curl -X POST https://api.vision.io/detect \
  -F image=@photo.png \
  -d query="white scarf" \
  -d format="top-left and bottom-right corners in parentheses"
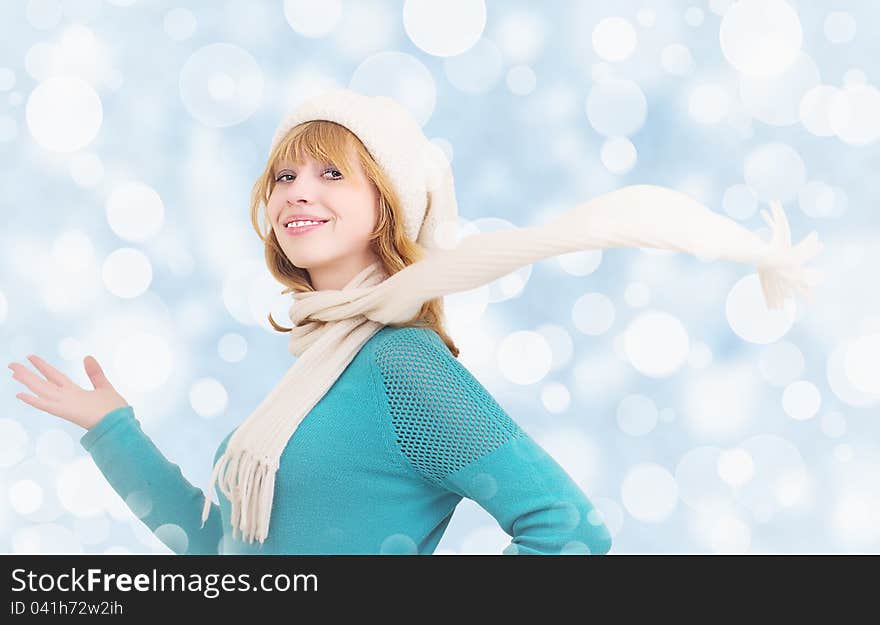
top-left (201, 183), bottom-right (824, 545)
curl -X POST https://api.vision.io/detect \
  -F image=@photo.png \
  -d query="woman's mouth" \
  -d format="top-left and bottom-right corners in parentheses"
top-left (283, 220), bottom-right (329, 236)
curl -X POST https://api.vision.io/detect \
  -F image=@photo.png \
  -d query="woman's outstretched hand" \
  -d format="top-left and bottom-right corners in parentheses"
top-left (9, 354), bottom-right (129, 430)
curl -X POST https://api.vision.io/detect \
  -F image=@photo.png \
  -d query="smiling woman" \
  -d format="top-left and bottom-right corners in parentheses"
top-left (248, 116), bottom-right (459, 355)
top-left (268, 148), bottom-right (374, 286)
top-left (26, 87), bottom-right (821, 557)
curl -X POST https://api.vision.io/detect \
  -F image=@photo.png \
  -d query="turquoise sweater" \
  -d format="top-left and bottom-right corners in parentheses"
top-left (80, 325), bottom-right (613, 555)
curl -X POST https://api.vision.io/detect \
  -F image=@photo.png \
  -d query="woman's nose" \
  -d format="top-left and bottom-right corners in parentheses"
top-left (285, 175), bottom-right (321, 200)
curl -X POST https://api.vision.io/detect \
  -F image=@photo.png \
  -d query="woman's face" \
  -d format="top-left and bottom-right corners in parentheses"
top-left (267, 143), bottom-right (380, 290)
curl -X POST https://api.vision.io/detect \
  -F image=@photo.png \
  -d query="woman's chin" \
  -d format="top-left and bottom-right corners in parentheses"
top-left (286, 256), bottom-right (325, 271)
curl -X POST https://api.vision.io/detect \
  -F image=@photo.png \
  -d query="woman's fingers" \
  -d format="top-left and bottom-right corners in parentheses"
top-left (83, 356), bottom-right (111, 390)
top-left (14, 391), bottom-right (57, 414)
top-left (10, 361), bottom-right (63, 401)
top-left (26, 354), bottom-right (73, 388)
top-left (10, 356), bottom-right (122, 429)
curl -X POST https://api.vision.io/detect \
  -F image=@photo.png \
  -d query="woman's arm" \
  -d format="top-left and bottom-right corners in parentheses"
top-left (439, 428), bottom-right (613, 555)
top-left (10, 354), bottom-right (225, 554)
top-left (80, 405), bottom-right (224, 554)
top-left (374, 328), bottom-right (613, 555)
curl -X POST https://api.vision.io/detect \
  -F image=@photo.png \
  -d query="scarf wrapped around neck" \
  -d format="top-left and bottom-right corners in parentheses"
top-left (201, 183), bottom-right (824, 545)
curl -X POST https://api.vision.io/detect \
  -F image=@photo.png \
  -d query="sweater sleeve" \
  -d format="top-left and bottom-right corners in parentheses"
top-left (374, 328), bottom-right (613, 555)
top-left (78, 405), bottom-right (223, 555)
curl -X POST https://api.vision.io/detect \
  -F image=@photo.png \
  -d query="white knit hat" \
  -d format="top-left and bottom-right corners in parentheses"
top-left (268, 88), bottom-right (460, 252)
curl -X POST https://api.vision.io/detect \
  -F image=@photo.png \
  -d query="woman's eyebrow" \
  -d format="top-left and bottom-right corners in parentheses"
top-left (274, 164), bottom-right (298, 175)
top-left (275, 158), bottom-right (317, 170)
top-left (275, 160), bottom-right (336, 174)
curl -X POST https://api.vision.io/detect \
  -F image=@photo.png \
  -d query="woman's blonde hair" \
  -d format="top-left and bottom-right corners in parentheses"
top-left (249, 119), bottom-right (460, 358)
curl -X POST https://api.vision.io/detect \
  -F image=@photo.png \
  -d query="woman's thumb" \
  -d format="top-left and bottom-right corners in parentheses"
top-left (84, 355), bottom-right (111, 389)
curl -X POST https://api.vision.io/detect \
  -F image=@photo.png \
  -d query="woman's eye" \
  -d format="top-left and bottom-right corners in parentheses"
top-left (275, 169), bottom-right (342, 183)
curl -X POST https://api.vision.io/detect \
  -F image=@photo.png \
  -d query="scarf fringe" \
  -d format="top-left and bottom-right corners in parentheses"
top-left (757, 200), bottom-right (825, 310)
top-left (200, 447), bottom-right (279, 545)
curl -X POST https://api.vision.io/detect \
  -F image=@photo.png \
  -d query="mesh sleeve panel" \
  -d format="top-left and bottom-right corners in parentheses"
top-left (374, 327), bottom-right (528, 488)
